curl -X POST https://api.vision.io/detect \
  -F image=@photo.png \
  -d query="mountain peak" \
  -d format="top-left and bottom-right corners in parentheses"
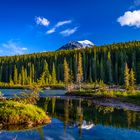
top-left (78, 40), bottom-right (94, 47)
top-left (58, 40), bottom-right (94, 50)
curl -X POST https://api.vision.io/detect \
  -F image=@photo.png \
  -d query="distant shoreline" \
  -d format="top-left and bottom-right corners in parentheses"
top-left (0, 84), bottom-right (65, 90)
top-left (65, 88), bottom-right (140, 106)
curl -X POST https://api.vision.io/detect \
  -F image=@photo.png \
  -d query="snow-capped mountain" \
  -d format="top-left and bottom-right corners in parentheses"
top-left (78, 40), bottom-right (94, 47)
top-left (58, 40), bottom-right (94, 50)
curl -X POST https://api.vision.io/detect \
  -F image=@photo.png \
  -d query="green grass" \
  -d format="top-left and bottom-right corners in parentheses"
top-left (0, 83), bottom-right (65, 89)
top-left (66, 90), bottom-right (140, 105)
top-left (0, 101), bottom-right (51, 128)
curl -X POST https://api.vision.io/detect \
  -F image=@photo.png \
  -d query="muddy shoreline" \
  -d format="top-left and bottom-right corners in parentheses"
top-left (52, 95), bottom-right (140, 112)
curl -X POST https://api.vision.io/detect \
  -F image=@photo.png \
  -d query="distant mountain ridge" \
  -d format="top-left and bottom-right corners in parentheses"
top-left (58, 40), bottom-right (94, 50)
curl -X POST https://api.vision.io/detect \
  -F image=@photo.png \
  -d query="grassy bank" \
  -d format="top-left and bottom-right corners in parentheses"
top-left (66, 90), bottom-right (140, 106)
top-left (0, 101), bottom-right (51, 129)
top-left (0, 83), bottom-right (65, 90)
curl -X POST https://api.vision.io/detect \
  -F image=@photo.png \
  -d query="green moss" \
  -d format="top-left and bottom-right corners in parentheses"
top-left (0, 101), bottom-right (51, 128)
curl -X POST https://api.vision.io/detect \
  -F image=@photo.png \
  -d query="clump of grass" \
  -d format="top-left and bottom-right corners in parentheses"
top-left (0, 101), bottom-right (51, 128)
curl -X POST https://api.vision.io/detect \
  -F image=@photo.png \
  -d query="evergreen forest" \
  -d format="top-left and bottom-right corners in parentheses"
top-left (0, 41), bottom-right (140, 86)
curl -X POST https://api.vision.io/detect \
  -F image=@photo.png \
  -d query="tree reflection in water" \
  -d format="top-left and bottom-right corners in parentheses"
top-left (37, 97), bottom-right (140, 137)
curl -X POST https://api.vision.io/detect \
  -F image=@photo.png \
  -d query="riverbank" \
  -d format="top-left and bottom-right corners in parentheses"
top-left (92, 98), bottom-right (140, 112)
top-left (0, 84), bottom-right (65, 90)
top-left (66, 90), bottom-right (140, 106)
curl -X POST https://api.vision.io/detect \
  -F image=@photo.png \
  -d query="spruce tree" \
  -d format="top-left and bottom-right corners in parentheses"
top-left (21, 66), bottom-right (25, 85)
top-left (9, 75), bottom-right (14, 86)
top-left (64, 58), bottom-right (70, 88)
top-left (29, 63), bottom-right (35, 85)
top-left (100, 58), bottom-right (104, 81)
top-left (18, 74), bottom-right (22, 85)
top-left (44, 61), bottom-right (50, 84)
top-left (13, 65), bottom-right (18, 84)
top-left (24, 68), bottom-right (28, 85)
top-left (51, 63), bottom-right (57, 84)
top-left (76, 53), bottom-right (83, 89)
top-left (129, 68), bottom-right (136, 91)
top-left (0, 66), bottom-right (2, 82)
top-left (28, 63), bottom-right (32, 85)
top-left (107, 52), bottom-right (112, 84)
top-left (39, 72), bottom-right (45, 85)
top-left (124, 63), bottom-right (130, 90)
top-left (0, 41), bottom-right (139, 86)
top-left (93, 49), bottom-right (97, 81)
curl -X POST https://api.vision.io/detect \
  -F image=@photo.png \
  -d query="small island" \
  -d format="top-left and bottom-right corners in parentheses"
top-left (0, 89), bottom-right (51, 130)
top-left (0, 101), bottom-right (50, 127)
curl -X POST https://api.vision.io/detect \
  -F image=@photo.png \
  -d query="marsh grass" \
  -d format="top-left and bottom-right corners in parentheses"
top-left (0, 100), bottom-right (50, 128)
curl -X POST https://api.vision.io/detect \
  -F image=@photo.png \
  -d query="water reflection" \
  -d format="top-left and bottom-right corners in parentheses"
top-left (1, 97), bottom-right (140, 140)
top-left (38, 97), bottom-right (140, 132)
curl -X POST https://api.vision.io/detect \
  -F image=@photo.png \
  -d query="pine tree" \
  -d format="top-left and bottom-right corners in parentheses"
top-left (51, 63), bottom-right (57, 84)
top-left (70, 69), bottom-right (74, 84)
top-left (9, 74), bottom-right (14, 86)
top-left (24, 68), bottom-right (28, 85)
top-left (0, 66), bottom-right (2, 82)
top-left (73, 53), bottom-right (77, 81)
top-left (31, 64), bottom-right (35, 83)
top-left (114, 62), bottom-right (118, 84)
top-left (89, 57), bottom-right (92, 82)
top-left (124, 63), bottom-right (130, 90)
top-left (44, 61), bottom-right (50, 84)
top-left (114, 52), bottom-right (118, 84)
top-left (48, 74), bottom-right (52, 84)
top-left (21, 66), bottom-right (25, 85)
top-left (64, 58), bottom-right (70, 87)
top-left (39, 72), bottom-right (45, 85)
top-left (107, 52), bottom-right (112, 84)
top-left (28, 63), bottom-right (32, 85)
top-left (76, 53), bottom-right (83, 89)
top-left (0, 41), bottom-right (139, 86)
top-left (100, 58), bottom-right (104, 80)
top-left (38, 61), bottom-right (50, 85)
top-left (83, 52), bottom-right (87, 81)
top-left (13, 65), bottom-right (18, 84)
top-left (129, 68), bottom-right (136, 91)
top-left (93, 49), bottom-right (97, 81)
top-left (29, 63), bottom-right (35, 85)
top-left (18, 74), bottom-right (22, 85)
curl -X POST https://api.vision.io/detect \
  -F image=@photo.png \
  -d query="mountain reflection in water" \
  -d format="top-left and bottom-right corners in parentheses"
top-left (38, 97), bottom-right (140, 131)
top-left (0, 96), bottom-right (140, 140)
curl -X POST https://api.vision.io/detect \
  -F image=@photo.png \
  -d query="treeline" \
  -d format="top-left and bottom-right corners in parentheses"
top-left (0, 41), bottom-right (140, 86)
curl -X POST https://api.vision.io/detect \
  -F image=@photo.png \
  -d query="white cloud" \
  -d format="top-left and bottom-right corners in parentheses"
top-left (117, 10), bottom-right (140, 28)
top-left (46, 20), bottom-right (72, 34)
top-left (60, 27), bottom-right (78, 36)
top-left (0, 40), bottom-right (28, 56)
top-left (35, 18), bottom-right (77, 36)
top-left (46, 28), bottom-right (56, 34)
top-left (35, 17), bottom-right (50, 26)
top-left (55, 20), bottom-right (72, 28)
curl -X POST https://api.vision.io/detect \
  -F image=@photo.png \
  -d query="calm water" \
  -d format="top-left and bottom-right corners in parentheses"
top-left (0, 89), bottom-right (140, 140)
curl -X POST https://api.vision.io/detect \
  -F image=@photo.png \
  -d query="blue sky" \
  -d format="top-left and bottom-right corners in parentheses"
top-left (0, 0), bottom-right (140, 55)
